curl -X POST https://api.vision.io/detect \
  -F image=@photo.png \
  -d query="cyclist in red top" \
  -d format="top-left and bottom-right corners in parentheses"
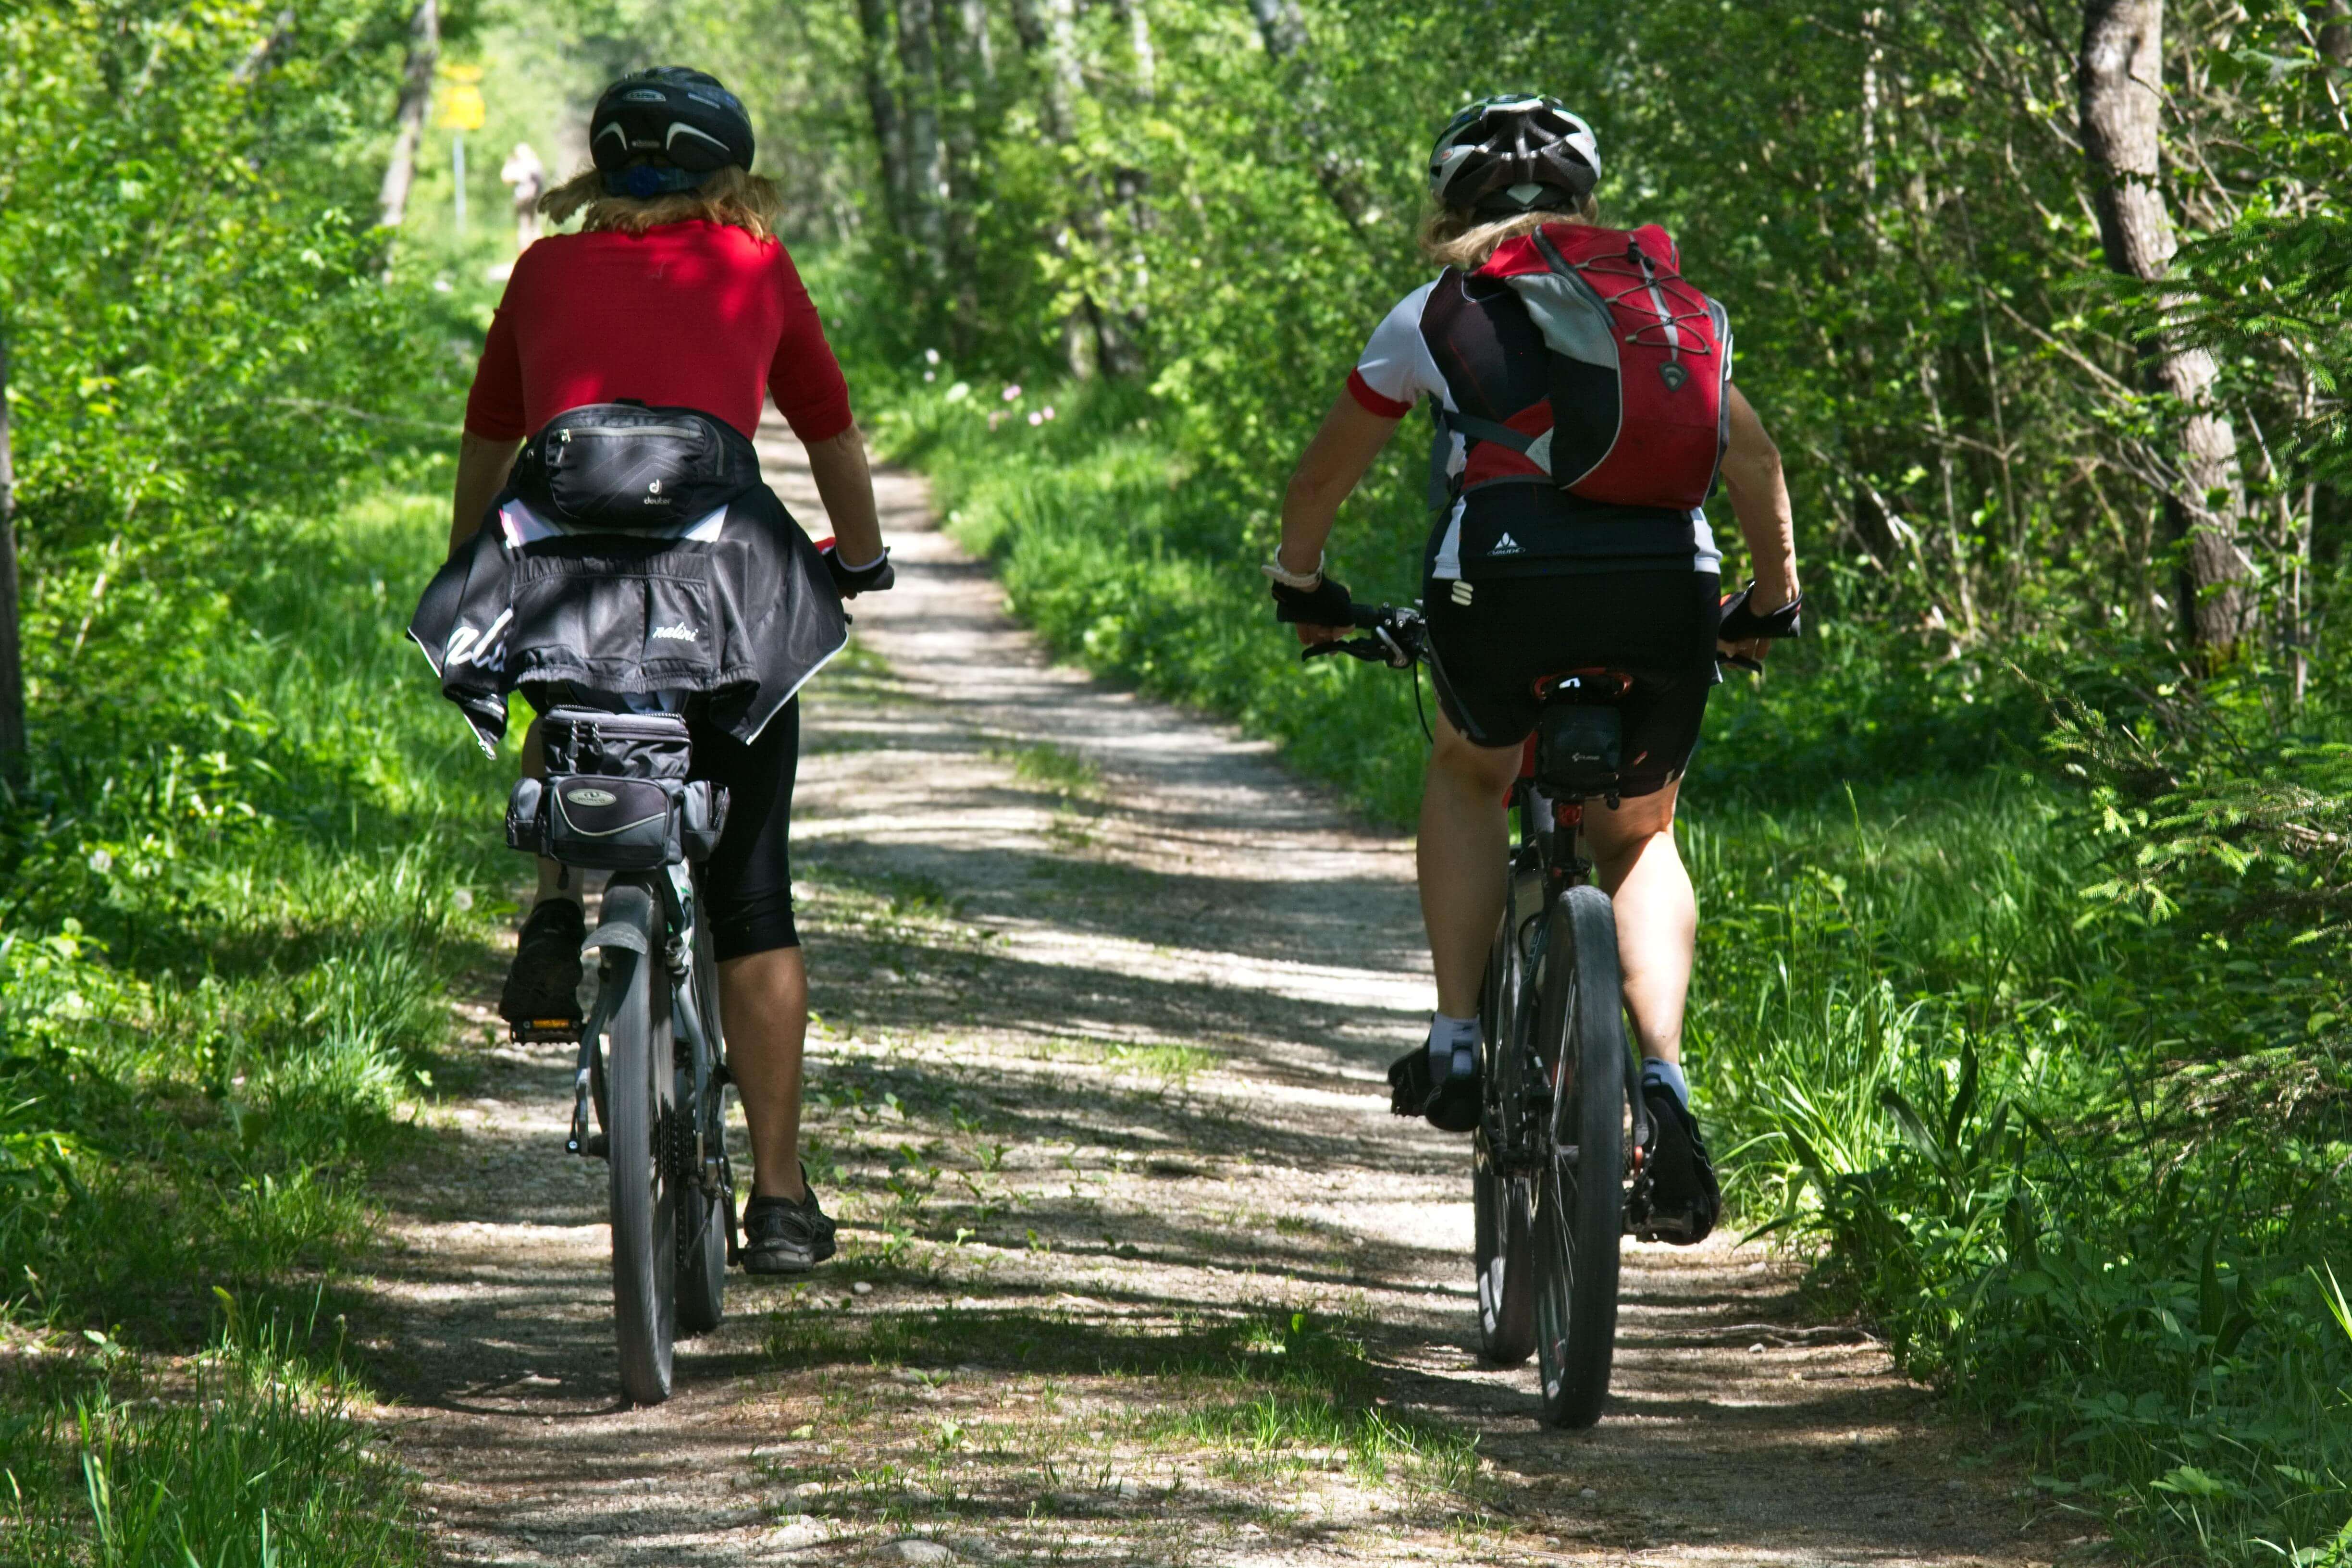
top-left (1267, 97), bottom-right (1803, 1243)
top-left (446, 69), bottom-right (884, 1275)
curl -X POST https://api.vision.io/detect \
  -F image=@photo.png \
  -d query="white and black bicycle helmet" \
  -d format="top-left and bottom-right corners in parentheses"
top-left (590, 67), bottom-right (755, 198)
top-left (1428, 94), bottom-right (1600, 218)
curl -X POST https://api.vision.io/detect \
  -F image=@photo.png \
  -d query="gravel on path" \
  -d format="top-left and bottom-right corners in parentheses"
top-left (362, 424), bottom-right (2063, 1568)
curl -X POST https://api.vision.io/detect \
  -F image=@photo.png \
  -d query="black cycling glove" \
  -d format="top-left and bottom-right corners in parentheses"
top-left (1269, 573), bottom-right (1354, 628)
top-left (820, 542), bottom-right (895, 598)
top-left (1716, 582), bottom-right (1803, 641)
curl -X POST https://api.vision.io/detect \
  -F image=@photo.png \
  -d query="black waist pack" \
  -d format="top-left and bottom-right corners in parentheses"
top-left (504, 707), bottom-right (728, 870)
top-left (509, 401), bottom-right (761, 531)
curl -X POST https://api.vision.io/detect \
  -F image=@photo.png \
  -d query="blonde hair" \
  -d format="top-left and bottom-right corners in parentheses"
top-left (540, 164), bottom-right (786, 242)
top-left (1418, 198), bottom-right (1600, 271)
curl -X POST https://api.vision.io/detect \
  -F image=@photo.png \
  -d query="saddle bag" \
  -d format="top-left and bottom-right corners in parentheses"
top-left (504, 707), bottom-right (730, 870)
top-left (1533, 704), bottom-right (1622, 799)
top-left (508, 401), bottom-right (761, 532)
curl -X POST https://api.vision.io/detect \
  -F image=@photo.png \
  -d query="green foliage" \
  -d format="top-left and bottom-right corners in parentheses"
top-left (0, 9), bottom-right (510, 1558)
top-left (0, 491), bottom-right (513, 1339)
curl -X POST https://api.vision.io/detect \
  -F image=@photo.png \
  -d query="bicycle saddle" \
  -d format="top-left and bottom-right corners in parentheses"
top-left (1530, 667), bottom-right (1634, 704)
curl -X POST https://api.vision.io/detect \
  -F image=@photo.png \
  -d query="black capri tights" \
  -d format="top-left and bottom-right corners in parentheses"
top-left (686, 698), bottom-right (801, 960)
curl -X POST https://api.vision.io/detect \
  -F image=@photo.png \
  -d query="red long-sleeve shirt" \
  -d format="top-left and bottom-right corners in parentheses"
top-left (462, 220), bottom-right (853, 444)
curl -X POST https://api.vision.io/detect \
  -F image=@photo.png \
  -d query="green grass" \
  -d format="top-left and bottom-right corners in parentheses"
top-left (1, 1296), bottom-right (430, 1568)
top-left (875, 377), bottom-right (2352, 1566)
top-left (0, 479), bottom-right (512, 1562)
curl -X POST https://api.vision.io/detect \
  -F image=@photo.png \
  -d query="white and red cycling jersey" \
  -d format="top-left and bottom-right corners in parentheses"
top-left (1347, 270), bottom-right (1723, 583)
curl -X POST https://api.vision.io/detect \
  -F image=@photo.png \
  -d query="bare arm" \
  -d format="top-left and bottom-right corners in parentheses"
top-left (449, 432), bottom-right (523, 557)
top-left (1716, 384), bottom-right (1800, 663)
top-left (804, 422), bottom-right (884, 565)
top-left (1718, 384), bottom-right (1799, 610)
top-left (1276, 393), bottom-right (1404, 639)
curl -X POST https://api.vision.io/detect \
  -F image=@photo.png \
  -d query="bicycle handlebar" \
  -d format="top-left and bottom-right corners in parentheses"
top-left (1299, 604), bottom-right (1428, 669)
top-left (1298, 593), bottom-right (1796, 677)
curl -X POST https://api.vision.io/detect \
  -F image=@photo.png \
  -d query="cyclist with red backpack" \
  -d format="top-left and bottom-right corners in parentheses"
top-left (1267, 96), bottom-right (1802, 1243)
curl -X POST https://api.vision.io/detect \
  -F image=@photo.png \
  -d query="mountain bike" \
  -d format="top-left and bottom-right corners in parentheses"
top-left (507, 707), bottom-right (738, 1407)
top-left (1310, 605), bottom-right (1661, 1428)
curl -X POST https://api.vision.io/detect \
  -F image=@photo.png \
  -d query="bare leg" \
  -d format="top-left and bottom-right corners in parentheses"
top-left (1418, 707), bottom-right (1526, 1018)
top-left (1580, 784), bottom-right (1695, 1065)
top-left (720, 946), bottom-right (811, 1201)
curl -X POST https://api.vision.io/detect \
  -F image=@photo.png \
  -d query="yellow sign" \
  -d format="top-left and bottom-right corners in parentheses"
top-left (436, 63), bottom-right (485, 132)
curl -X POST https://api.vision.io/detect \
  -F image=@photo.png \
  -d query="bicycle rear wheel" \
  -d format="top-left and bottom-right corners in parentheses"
top-left (676, 911), bottom-right (729, 1337)
top-left (1530, 884), bottom-right (1628, 1428)
top-left (606, 937), bottom-right (680, 1405)
top-left (1473, 862), bottom-right (1539, 1365)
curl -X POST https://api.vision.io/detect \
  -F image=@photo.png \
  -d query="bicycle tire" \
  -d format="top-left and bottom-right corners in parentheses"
top-left (1472, 862), bottom-right (1539, 1365)
top-left (606, 933), bottom-right (679, 1405)
top-left (676, 911), bottom-right (728, 1337)
top-left (1530, 883), bottom-right (1627, 1428)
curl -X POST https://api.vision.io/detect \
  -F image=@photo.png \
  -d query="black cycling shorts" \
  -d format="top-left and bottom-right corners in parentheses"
top-left (1424, 570), bottom-right (1720, 799)
top-left (687, 699), bottom-right (801, 961)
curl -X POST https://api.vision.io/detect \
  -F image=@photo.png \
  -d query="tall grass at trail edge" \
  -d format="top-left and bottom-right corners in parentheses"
top-left (0, 484), bottom-right (513, 1561)
top-left (871, 373), bottom-right (2352, 1565)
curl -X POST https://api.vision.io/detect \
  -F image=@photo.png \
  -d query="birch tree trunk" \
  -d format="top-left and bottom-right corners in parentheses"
top-left (1115, 0), bottom-right (1156, 99)
top-left (936, 0), bottom-right (990, 344)
top-left (896, 0), bottom-right (949, 263)
top-left (0, 331), bottom-right (24, 782)
top-left (1010, 0), bottom-right (1123, 375)
top-left (856, 0), bottom-right (910, 230)
top-left (376, 0), bottom-right (438, 230)
top-left (2077, 0), bottom-right (2253, 651)
top-left (1245, 0), bottom-right (1307, 58)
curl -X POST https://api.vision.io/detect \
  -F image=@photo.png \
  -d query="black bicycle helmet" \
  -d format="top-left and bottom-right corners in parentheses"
top-left (1428, 94), bottom-right (1600, 218)
top-left (590, 68), bottom-right (755, 198)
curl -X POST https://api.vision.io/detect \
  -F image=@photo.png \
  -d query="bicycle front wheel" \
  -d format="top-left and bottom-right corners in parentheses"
top-left (606, 940), bottom-right (680, 1405)
top-left (1530, 884), bottom-right (1628, 1428)
top-left (1473, 863), bottom-right (1539, 1365)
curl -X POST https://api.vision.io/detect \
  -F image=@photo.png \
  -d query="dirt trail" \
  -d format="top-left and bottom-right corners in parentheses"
top-left (364, 427), bottom-right (2059, 1567)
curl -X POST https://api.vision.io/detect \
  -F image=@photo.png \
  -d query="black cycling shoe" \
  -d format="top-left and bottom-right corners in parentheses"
top-left (499, 898), bottom-right (585, 1028)
top-left (741, 1180), bottom-right (837, 1275)
top-left (1387, 1043), bottom-right (1481, 1134)
top-left (1634, 1083), bottom-right (1721, 1245)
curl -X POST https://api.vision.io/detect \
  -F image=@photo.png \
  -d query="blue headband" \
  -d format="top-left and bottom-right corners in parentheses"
top-left (603, 164), bottom-right (714, 199)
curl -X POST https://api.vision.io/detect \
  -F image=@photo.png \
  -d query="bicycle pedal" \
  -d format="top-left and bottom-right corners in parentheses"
top-left (510, 1018), bottom-right (582, 1044)
top-left (566, 1131), bottom-right (608, 1159)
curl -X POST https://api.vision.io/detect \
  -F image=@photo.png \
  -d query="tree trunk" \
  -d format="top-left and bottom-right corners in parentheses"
top-left (2316, 1), bottom-right (2351, 67)
top-left (896, 0), bottom-right (948, 262)
top-left (0, 331), bottom-right (25, 783)
top-left (1245, 0), bottom-right (1307, 58)
top-left (956, 0), bottom-right (994, 87)
top-left (936, 0), bottom-right (989, 347)
top-left (2077, 0), bottom-right (2253, 651)
top-left (233, 7), bottom-right (294, 85)
top-left (376, 0), bottom-right (438, 229)
top-left (856, 0), bottom-right (910, 228)
top-left (1115, 0), bottom-right (1156, 98)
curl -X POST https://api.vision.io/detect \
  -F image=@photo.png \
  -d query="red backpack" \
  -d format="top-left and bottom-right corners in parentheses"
top-left (1444, 222), bottom-right (1729, 512)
